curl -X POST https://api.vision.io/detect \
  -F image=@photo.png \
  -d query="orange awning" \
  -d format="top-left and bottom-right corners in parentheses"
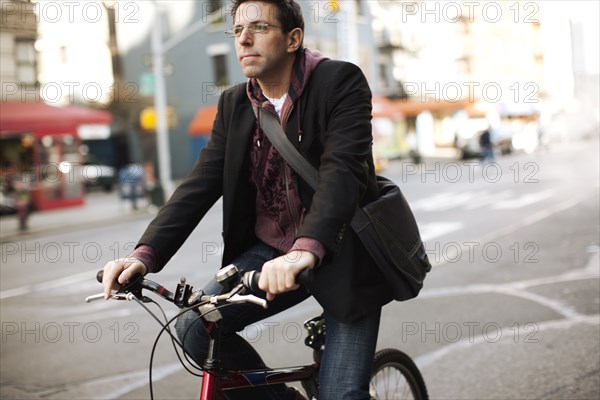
top-left (392, 99), bottom-right (473, 117)
top-left (372, 96), bottom-right (402, 119)
top-left (188, 98), bottom-right (480, 133)
top-left (189, 104), bottom-right (218, 135)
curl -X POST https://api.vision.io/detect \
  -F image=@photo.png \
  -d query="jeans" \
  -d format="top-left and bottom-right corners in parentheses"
top-left (175, 241), bottom-right (381, 400)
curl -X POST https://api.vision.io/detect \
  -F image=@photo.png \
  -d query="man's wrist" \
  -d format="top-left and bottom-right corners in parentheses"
top-left (129, 244), bottom-right (158, 274)
top-left (290, 237), bottom-right (326, 267)
top-left (286, 249), bottom-right (317, 269)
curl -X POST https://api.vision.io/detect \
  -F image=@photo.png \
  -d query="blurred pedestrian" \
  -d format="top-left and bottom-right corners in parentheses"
top-left (8, 176), bottom-right (30, 231)
top-left (479, 127), bottom-right (494, 162)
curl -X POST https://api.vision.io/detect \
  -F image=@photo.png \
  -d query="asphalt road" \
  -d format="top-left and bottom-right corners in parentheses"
top-left (1, 136), bottom-right (599, 399)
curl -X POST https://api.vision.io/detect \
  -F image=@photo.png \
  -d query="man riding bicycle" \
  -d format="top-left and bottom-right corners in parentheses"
top-left (102, 1), bottom-right (394, 398)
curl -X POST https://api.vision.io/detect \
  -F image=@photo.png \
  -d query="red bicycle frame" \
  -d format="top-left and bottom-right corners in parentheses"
top-left (198, 321), bottom-right (320, 399)
top-left (200, 365), bottom-right (319, 399)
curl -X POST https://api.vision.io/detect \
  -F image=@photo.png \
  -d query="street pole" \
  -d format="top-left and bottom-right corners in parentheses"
top-left (336, 1), bottom-right (359, 64)
top-left (151, 5), bottom-right (175, 202)
top-left (149, 3), bottom-right (225, 203)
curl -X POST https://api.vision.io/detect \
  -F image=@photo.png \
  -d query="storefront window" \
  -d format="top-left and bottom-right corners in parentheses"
top-left (0, 134), bottom-right (34, 202)
top-left (2, 131), bottom-right (84, 210)
top-left (0, 134), bottom-right (34, 178)
top-left (39, 135), bottom-right (62, 202)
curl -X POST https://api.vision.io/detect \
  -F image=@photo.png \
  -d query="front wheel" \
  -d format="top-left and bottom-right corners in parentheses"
top-left (369, 348), bottom-right (428, 400)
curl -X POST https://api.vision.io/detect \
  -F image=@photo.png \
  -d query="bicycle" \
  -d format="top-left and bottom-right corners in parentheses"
top-left (86, 265), bottom-right (428, 400)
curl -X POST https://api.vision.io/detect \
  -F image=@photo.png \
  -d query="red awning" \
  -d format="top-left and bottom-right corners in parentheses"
top-left (0, 101), bottom-right (112, 137)
top-left (372, 96), bottom-right (403, 119)
top-left (189, 104), bottom-right (218, 135)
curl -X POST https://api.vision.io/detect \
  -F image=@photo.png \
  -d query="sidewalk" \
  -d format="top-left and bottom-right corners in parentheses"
top-left (0, 190), bottom-right (155, 243)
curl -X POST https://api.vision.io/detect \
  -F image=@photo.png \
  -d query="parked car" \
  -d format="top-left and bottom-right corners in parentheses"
top-left (454, 116), bottom-right (488, 159)
top-left (0, 189), bottom-right (16, 215)
top-left (455, 131), bottom-right (484, 159)
top-left (82, 163), bottom-right (116, 192)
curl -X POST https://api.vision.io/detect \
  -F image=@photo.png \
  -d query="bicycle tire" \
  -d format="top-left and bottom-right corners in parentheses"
top-left (369, 348), bottom-right (428, 400)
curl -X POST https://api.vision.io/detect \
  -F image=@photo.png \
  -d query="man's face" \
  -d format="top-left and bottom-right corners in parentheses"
top-left (233, 1), bottom-right (294, 82)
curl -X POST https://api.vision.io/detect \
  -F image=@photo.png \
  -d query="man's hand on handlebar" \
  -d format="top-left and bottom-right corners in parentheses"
top-left (102, 257), bottom-right (148, 300)
top-left (259, 250), bottom-right (316, 301)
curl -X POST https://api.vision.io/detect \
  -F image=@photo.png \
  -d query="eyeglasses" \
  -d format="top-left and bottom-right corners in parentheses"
top-left (225, 22), bottom-right (283, 37)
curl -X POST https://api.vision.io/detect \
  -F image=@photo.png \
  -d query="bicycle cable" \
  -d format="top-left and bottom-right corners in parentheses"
top-left (149, 303), bottom-right (239, 400)
top-left (135, 295), bottom-right (238, 400)
top-left (131, 296), bottom-right (203, 368)
top-left (130, 296), bottom-right (204, 400)
top-left (138, 297), bottom-right (205, 373)
top-left (178, 303), bottom-right (239, 370)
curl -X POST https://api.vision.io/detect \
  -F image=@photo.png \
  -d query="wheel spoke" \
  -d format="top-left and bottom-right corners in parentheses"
top-left (370, 349), bottom-right (428, 400)
top-left (370, 365), bottom-right (414, 399)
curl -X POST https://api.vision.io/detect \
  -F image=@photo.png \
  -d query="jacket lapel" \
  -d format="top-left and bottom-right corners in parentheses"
top-left (222, 100), bottom-right (255, 230)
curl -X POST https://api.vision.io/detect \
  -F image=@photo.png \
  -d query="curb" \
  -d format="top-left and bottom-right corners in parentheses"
top-left (0, 209), bottom-right (155, 243)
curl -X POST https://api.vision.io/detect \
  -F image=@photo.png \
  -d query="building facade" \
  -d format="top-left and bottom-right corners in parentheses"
top-left (369, 0), bottom-right (580, 157)
top-left (0, 0), bottom-right (38, 102)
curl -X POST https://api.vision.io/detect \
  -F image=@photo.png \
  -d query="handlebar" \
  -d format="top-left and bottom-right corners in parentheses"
top-left (86, 266), bottom-right (313, 309)
top-left (86, 271), bottom-right (267, 308)
top-left (91, 269), bottom-right (176, 303)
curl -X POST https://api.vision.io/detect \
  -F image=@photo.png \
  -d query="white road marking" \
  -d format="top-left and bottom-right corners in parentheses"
top-left (411, 188), bottom-right (556, 212)
top-left (492, 189), bottom-right (555, 210)
top-left (415, 252), bottom-right (600, 369)
top-left (411, 192), bottom-right (482, 212)
top-left (419, 222), bottom-right (464, 242)
top-left (45, 361), bottom-right (184, 400)
top-left (415, 314), bottom-right (599, 370)
top-left (426, 197), bottom-right (583, 268)
top-left (463, 189), bottom-right (513, 210)
top-left (0, 269), bottom-right (98, 300)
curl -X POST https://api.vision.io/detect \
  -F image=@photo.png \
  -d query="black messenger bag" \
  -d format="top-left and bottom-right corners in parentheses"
top-left (350, 175), bottom-right (431, 300)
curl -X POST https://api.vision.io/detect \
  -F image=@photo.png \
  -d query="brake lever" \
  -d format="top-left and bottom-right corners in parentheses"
top-left (84, 292), bottom-right (132, 303)
top-left (228, 293), bottom-right (267, 309)
top-left (221, 283), bottom-right (268, 308)
top-left (85, 293), bottom-right (105, 303)
top-left (93, 270), bottom-right (145, 300)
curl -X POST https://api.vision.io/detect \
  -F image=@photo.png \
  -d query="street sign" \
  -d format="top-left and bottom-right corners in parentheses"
top-left (139, 73), bottom-right (155, 97)
top-left (139, 106), bottom-right (178, 132)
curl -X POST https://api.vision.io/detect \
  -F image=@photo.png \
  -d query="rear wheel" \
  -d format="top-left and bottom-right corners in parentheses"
top-left (369, 348), bottom-right (428, 400)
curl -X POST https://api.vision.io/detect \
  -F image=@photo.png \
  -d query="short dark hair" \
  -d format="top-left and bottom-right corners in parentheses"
top-left (230, 0), bottom-right (304, 33)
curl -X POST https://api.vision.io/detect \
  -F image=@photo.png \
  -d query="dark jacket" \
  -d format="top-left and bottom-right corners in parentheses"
top-left (138, 59), bottom-right (393, 322)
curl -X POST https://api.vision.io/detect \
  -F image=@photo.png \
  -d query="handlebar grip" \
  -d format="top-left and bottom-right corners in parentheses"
top-left (242, 269), bottom-right (314, 294)
top-left (96, 269), bottom-right (143, 290)
top-left (297, 268), bottom-right (314, 287)
top-left (242, 270), bottom-right (261, 294)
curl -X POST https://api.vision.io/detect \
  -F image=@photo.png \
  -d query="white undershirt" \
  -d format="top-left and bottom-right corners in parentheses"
top-left (267, 93), bottom-right (287, 117)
